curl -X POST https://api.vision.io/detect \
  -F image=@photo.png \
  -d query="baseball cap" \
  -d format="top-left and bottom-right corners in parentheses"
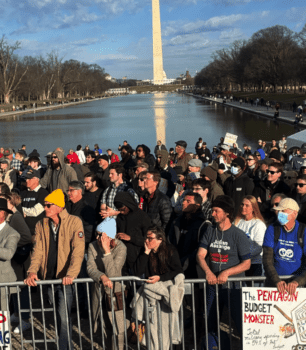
top-left (25, 168), bottom-right (41, 179)
top-left (188, 159), bottom-right (202, 167)
top-left (274, 198), bottom-right (299, 212)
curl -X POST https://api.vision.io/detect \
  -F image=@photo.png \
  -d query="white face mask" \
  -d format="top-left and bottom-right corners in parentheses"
top-left (231, 166), bottom-right (239, 175)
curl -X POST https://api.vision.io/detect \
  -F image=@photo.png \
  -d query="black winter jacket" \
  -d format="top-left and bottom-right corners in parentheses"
top-left (143, 189), bottom-right (172, 232)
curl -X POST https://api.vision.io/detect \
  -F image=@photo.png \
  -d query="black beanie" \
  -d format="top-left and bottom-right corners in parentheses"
top-left (212, 195), bottom-right (235, 216)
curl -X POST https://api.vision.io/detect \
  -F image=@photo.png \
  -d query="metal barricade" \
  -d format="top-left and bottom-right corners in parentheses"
top-left (1, 275), bottom-right (292, 350)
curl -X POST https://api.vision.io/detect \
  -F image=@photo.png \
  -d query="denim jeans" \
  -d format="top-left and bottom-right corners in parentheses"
top-left (201, 285), bottom-right (241, 350)
top-left (12, 286), bottom-right (30, 320)
top-left (48, 284), bottom-right (74, 350)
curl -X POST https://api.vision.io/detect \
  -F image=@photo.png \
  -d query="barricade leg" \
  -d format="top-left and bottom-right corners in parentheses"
top-left (12, 286), bottom-right (30, 320)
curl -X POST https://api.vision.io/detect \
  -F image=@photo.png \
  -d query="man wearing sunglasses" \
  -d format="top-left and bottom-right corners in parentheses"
top-left (25, 189), bottom-right (85, 350)
top-left (253, 162), bottom-right (291, 220)
top-left (40, 149), bottom-right (78, 194)
top-left (292, 174), bottom-right (306, 224)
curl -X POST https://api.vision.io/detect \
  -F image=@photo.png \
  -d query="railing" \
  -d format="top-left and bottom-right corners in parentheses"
top-left (1, 275), bottom-right (292, 350)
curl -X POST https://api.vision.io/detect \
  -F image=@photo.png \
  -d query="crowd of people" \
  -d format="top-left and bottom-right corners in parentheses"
top-left (0, 134), bottom-right (306, 349)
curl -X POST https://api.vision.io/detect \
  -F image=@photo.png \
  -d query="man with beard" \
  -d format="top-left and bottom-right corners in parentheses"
top-left (40, 149), bottom-right (78, 194)
top-left (136, 144), bottom-right (156, 171)
top-left (197, 195), bottom-right (251, 350)
top-left (114, 191), bottom-right (152, 273)
top-left (253, 162), bottom-right (291, 220)
top-left (83, 172), bottom-right (103, 222)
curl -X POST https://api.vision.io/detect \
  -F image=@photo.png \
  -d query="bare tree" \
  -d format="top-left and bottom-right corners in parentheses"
top-left (0, 36), bottom-right (28, 104)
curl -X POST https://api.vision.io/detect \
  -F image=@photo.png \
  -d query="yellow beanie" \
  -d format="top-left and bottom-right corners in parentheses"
top-left (45, 189), bottom-right (65, 208)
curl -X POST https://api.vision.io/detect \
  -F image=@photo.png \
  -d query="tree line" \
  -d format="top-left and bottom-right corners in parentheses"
top-left (0, 36), bottom-right (116, 104)
top-left (194, 25), bottom-right (306, 93)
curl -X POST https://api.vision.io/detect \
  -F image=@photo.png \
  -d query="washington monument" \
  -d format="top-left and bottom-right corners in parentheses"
top-left (152, 0), bottom-right (167, 84)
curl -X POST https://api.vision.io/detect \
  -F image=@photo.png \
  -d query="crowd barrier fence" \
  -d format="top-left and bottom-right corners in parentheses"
top-left (0, 275), bottom-right (292, 350)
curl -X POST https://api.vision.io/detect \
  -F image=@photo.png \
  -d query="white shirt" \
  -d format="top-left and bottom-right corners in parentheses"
top-left (235, 218), bottom-right (266, 264)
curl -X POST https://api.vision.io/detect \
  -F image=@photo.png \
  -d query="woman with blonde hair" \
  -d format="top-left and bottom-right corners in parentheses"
top-left (234, 195), bottom-right (266, 277)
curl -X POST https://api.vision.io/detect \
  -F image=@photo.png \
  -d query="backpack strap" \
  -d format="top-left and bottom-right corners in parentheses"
top-left (273, 224), bottom-right (281, 244)
top-left (297, 223), bottom-right (306, 249)
top-left (274, 222), bottom-right (306, 249)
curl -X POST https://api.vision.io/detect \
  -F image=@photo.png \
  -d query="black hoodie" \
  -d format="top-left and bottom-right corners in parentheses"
top-left (115, 192), bottom-right (152, 269)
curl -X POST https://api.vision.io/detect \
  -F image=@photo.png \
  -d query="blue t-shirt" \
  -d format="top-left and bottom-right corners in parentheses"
top-left (263, 221), bottom-right (306, 276)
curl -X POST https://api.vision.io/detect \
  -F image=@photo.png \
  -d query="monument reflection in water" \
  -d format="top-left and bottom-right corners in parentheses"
top-left (153, 93), bottom-right (166, 145)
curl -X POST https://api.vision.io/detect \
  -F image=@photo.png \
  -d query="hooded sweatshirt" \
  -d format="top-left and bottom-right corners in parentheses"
top-left (115, 192), bottom-right (152, 269)
top-left (40, 149), bottom-right (78, 194)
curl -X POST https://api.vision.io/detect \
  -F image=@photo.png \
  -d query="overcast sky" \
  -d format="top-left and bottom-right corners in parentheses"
top-left (1, 0), bottom-right (305, 80)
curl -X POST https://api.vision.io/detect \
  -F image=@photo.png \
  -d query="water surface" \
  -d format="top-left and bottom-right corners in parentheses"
top-left (0, 93), bottom-right (298, 156)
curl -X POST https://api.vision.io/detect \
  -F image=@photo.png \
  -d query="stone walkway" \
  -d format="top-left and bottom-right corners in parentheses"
top-left (189, 94), bottom-right (306, 128)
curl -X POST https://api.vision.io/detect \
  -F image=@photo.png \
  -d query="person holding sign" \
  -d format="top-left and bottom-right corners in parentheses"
top-left (87, 219), bottom-right (127, 350)
top-left (197, 195), bottom-right (251, 350)
top-left (263, 198), bottom-right (306, 296)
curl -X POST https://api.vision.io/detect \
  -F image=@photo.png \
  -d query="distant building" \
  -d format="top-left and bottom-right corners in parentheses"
top-left (106, 88), bottom-right (129, 94)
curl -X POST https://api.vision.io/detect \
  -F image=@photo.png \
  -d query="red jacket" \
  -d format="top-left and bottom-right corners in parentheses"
top-left (110, 153), bottom-right (120, 163)
top-left (67, 152), bottom-right (80, 164)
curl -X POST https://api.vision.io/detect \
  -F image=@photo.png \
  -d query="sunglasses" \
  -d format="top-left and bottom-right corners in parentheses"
top-left (96, 232), bottom-right (103, 238)
top-left (296, 183), bottom-right (306, 188)
top-left (284, 176), bottom-right (293, 180)
top-left (44, 203), bottom-right (54, 208)
top-left (266, 170), bottom-right (278, 175)
top-left (51, 156), bottom-right (58, 159)
top-left (247, 159), bottom-right (254, 161)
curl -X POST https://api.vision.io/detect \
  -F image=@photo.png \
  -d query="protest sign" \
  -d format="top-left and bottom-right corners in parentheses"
top-left (242, 287), bottom-right (306, 349)
top-left (0, 311), bottom-right (11, 349)
top-left (224, 132), bottom-right (238, 146)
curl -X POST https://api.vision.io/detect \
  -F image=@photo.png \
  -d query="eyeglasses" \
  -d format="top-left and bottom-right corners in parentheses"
top-left (296, 183), bottom-right (306, 188)
top-left (266, 170), bottom-right (278, 175)
top-left (193, 187), bottom-right (203, 191)
top-left (145, 237), bottom-right (156, 242)
top-left (44, 203), bottom-right (54, 208)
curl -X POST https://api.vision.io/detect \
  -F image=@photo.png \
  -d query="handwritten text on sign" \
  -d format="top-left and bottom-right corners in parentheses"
top-left (0, 312), bottom-right (11, 349)
top-left (242, 287), bottom-right (306, 350)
